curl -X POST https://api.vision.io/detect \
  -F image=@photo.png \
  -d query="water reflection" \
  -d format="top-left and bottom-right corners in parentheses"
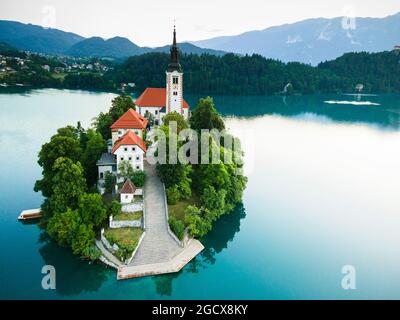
top-left (38, 236), bottom-right (110, 296)
top-left (186, 94), bottom-right (400, 129)
top-left (149, 204), bottom-right (246, 297)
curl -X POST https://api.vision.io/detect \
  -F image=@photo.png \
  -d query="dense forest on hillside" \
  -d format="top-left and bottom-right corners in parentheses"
top-left (2, 40), bottom-right (399, 94)
top-left (103, 51), bottom-right (400, 94)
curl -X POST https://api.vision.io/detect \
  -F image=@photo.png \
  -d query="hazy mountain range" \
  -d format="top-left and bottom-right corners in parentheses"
top-left (0, 20), bottom-right (226, 58)
top-left (1, 13), bottom-right (399, 63)
top-left (191, 12), bottom-right (400, 65)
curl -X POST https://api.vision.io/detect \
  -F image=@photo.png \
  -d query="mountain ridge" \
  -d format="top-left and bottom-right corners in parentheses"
top-left (0, 20), bottom-right (226, 58)
top-left (191, 12), bottom-right (400, 65)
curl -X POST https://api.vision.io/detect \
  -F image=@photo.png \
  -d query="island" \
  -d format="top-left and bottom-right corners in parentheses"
top-left (32, 27), bottom-right (247, 279)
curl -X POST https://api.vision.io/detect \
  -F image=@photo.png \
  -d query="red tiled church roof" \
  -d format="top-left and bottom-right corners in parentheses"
top-left (119, 179), bottom-right (136, 194)
top-left (111, 108), bottom-right (148, 130)
top-left (112, 130), bottom-right (147, 153)
top-left (135, 88), bottom-right (189, 109)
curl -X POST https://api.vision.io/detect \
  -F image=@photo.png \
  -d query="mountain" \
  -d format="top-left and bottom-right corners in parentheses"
top-left (66, 36), bottom-right (144, 58)
top-left (152, 42), bottom-right (226, 56)
top-left (0, 20), bottom-right (226, 58)
top-left (67, 37), bottom-right (226, 58)
top-left (0, 20), bottom-right (84, 54)
top-left (191, 13), bottom-right (400, 65)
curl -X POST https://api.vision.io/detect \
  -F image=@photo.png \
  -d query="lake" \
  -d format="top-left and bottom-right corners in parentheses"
top-left (0, 89), bottom-right (400, 299)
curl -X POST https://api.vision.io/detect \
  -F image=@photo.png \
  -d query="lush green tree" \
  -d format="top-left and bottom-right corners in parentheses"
top-left (49, 157), bottom-right (87, 215)
top-left (184, 206), bottom-right (212, 238)
top-left (78, 193), bottom-right (107, 228)
top-left (166, 185), bottom-right (180, 205)
top-left (118, 160), bottom-right (135, 181)
top-left (168, 216), bottom-right (185, 240)
top-left (163, 111), bottom-right (189, 133)
top-left (82, 129), bottom-right (107, 187)
top-left (71, 224), bottom-right (96, 256)
top-left (34, 127), bottom-right (82, 197)
top-left (189, 97), bottom-right (225, 132)
top-left (47, 209), bottom-right (81, 247)
top-left (108, 200), bottom-right (122, 216)
top-left (94, 95), bottom-right (135, 139)
top-left (131, 170), bottom-right (146, 187)
top-left (144, 110), bottom-right (155, 127)
top-left (104, 172), bottom-right (116, 194)
top-left (200, 186), bottom-right (227, 219)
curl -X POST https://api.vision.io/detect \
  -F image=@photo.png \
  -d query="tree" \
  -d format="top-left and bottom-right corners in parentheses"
top-left (163, 111), bottom-right (189, 133)
top-left (184, 206), bottom-right (212, 238)
top-left (78, 193), bottom-right (107, 229)
top-left (131, 170), bottom-right (146, 187)
top-left (50, 157), bottom-right (87, 215)
top-left (34, 127), bottom-right (82, 197)
top-left (104, 172), bottom-right (116, 194)
top-left (166, 185), bottom-right (180, 205)
top-left (71, 224), bottom-right (96, 256)
top-left (144, 110), bottom-right (155, 127)
top-left (47, 209), bottom-right (81, 247)
top-left (168, 216), bottom-right (185, 240)
top-left (94, 95), bottom-right (135, 139)
top-left (118, 160), bottom-right (135, 181)
top-left (108, 200), bottom-right (122, 216)
top-left (82, 129), bottom-right (107, 187)
top-left (190, 97), bottom-right (225, 132)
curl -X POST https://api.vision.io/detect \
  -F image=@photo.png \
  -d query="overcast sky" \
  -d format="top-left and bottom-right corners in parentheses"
top-left (1, 0), bottom-right (399, 47)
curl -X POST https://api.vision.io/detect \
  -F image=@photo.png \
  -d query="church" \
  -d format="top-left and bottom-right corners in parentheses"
top-left (97, 27), bottom-right (189, 194)
top-left (135, 27), bottom-right (190, 125)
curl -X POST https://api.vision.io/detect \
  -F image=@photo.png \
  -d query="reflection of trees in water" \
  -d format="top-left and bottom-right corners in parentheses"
top-left (153, 272), bottom-right (181, 296)
top-left (38, 236), bottom-right (111, 296)
top-left (194, 204), bottom-right (246, 269)
top-left (150, 204), bottom-right (246, 297)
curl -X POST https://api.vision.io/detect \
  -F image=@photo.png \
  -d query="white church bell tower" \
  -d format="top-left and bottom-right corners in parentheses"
top-left (166, 26), bottom-right (185, 117)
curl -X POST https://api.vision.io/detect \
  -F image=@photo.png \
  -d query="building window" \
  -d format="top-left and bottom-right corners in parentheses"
top-left (155, 110), bottom-right (158, 115)
top-left (129, 157), bottom-right (132, 161)
top-left (118, 130), bottom-right (122, 135)
top-left (120, 157), bottom-right (124, 161)
top-left (173, 91), bottom-right (178, 96)
top-left (99, 172), bottom-right (104, 179)
top-left (132, 147), bottom-right (136, 152)
top-left (124, 147), bottom-right (128, 152)
top-left (125, 195), bottom-right (128, 199)
top-left (135, 130), bottom-right (139, 134)
top-left (173, 77), bottom-right (178, 84)
top-left (136, 156), bottom-right (140, 161)
top-left (136, 166), bottom-right (140, 170)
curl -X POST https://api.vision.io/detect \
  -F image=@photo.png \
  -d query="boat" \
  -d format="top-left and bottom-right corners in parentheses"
top-left (18, 209), bottom-right (42, 220)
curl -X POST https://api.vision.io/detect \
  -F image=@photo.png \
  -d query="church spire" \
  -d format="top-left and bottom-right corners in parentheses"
top-left (168, 25), bottom-right (182, 72)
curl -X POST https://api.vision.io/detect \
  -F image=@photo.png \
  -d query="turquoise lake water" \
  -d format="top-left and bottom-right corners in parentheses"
top-left (0, 89), bottom-right (400, 299)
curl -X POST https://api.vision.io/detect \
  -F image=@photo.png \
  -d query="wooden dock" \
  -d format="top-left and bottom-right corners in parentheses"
top-left (18, 209), bottom-right (42, 220)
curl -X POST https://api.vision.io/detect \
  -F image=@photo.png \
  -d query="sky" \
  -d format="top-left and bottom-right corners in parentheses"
top-left (0, 0), bottom-right (399, 47)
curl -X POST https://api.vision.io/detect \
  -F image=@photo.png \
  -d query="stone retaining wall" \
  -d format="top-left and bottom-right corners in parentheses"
top-left (109, 215), bottom-right (142, 229)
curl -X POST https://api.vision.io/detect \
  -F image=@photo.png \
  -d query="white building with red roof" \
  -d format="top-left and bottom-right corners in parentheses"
top-left (110, 108), bottom-right (148, 145)
top-left (135, 27), bottom-right (189, 125)
top-left (112, 130), bottom-right (147, 180)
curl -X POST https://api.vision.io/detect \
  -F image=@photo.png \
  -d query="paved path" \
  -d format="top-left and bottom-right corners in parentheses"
top-left (118, 239), bottom-right (204, 279)
top-left (95, 239), bottom-right (123, 267)
top-left (127, 162), bottom-right (182, 266)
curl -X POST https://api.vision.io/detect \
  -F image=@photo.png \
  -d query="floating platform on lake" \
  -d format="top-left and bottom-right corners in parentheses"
top-left (18, 209), bottom-right (42, 220)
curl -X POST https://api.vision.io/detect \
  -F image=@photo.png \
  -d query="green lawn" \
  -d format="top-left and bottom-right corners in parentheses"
top-left (114, 211), bottom-right (143, 221)
top-left (168, 193), bottom-right (199, 223)
top-left (103, 227), bottom-right (143, 260)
